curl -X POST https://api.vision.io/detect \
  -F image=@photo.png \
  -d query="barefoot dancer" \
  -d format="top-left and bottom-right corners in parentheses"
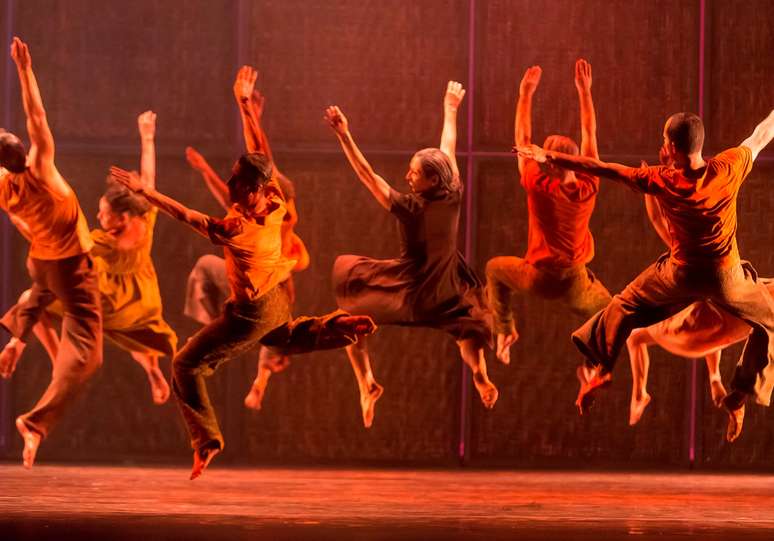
top-left (184, 67), bottom-right (310, 410)
top-left (110, 155), bottom-right (374, 480)
top-left (4, 112), bottom-right (177, 405)
top-left (0, 37), bottom-right (101, 468)
top-left (486, 60), bottom-right (611, 365)
top-left (326, 81), bottom-right (497, 428)
top-left (518, 108), bottom-right (774, 443)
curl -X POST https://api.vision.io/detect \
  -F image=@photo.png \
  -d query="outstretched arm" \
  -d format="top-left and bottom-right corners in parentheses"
top-left (515, 66), bottom-right (542, 174)
top-left (575, 59), bottom-right (599, 159)
top-left (741, 109), bottom-right (774, 161)
top-left (324, 106), bottom-right (391, 210)
top-left (516, 144), bottom-right (639, 188)
top-left (137, 111), bottom-right (157, 190)
top-left (110, 166), bottom-right (211, 237)
top-left (440, 81), bottom-right (465, 179)
top-left (185, 146), bottom-right (230, 211)
top-left (248, 90), bottom-right (276, 165)
top-left (233, 66), bottom-right (264, 154)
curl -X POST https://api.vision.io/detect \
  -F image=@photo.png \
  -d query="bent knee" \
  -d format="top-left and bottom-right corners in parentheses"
top-left (627, 328), bottom-right (652, 348)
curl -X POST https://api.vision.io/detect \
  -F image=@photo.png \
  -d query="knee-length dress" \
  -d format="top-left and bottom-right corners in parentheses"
top-left (332, 186), bottom-right (492, 346)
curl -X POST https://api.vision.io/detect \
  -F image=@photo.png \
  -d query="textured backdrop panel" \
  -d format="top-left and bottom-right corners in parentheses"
top-left (474, 0), bottom-right (701, 155)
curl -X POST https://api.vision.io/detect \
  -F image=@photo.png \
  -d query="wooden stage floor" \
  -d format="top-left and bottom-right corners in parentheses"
top-left (1, 464), bottom-right (773, 540)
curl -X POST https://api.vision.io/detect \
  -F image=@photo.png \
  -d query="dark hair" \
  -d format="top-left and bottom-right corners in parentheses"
top-left (666, 113), bottom-right (704, 154)
top-left (227, 152), bottom-right (274, 202)
top-left (543, 135), bottom-right (579, 156)
top-left (413, 148), bottom-right (460, 193)
top-left (0, 131), bottom-right (27, 173)
top-left (103, 177), bottom-right (151, 216)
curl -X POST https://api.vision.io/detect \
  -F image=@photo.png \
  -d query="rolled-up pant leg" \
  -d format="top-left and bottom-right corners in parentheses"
top-left (14, 255), bottom-right (102, 438)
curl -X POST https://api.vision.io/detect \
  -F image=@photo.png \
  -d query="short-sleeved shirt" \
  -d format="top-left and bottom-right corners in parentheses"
top-left (521, 159), bottom-right (599, 268)
top-left (207, 180), bottom-right (296, 302)
top-left (0, 168), bottom-right (93, 259)
top-left (622, 147), bottom-right (753, 267)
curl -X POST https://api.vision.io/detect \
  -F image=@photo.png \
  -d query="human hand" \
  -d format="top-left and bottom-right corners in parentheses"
top-left (519, 65), bottom-right (542, 96)
top-left (444, 80), bottom-right (466, 112)
top-left (10, 37), bottom-right (31, 70)
top-left (185, 146), bottom-right (208, 171)
top-left (324, 106), bottom-right (349, 136)
top-left (233, 65), bottom-right (258, 103)
top-left (109, 166), bottom-right (145, 193)
top-left (137, 110), bottom-right (157, 140)
top-left (574, 58), bottom-right (592, 93)
top-left (513, 144), bottom-right (548, 163)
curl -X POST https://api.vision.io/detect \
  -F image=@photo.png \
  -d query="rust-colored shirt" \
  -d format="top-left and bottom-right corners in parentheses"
top-left (206, 180), bottom-right (296, 303)
top-left (623, 147), bottom-right (753, 267)
top-left (0, 168), bottom-right (92, 259)
top-left (521, 159), bottom-right (599, 268)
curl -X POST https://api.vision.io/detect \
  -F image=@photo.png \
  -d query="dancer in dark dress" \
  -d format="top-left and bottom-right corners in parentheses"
top-left (325, 81), bottom-right (497, 428)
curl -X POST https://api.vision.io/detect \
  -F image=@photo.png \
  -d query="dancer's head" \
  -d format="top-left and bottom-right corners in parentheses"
top-left (0, 129), bottom-right (27, 173)
top-left (541, 135), bottom-right (579, 180)
top-left (227, 152), bottom-right (274, 210)
top-left (662, 113), bottom-right (704, 164)
top-left (407, 148), bottom-right (460, 195)
top-left (97, 177), bottom-right (151, 232)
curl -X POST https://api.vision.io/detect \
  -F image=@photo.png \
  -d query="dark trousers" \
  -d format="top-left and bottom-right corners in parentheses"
top-left (572, 254), bottom-right (774, 406)
top-left (1, 254), bottom-right (102, 438)
top-left (173, 285), bottom-right (359, 451)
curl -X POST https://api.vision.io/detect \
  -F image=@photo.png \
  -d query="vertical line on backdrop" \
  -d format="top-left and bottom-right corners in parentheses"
top-left (0, 0), bottom-right (17, 451)
top-left (688, 0), bottom-right (707, 468)
top-left (458, 0), bottom-right (476, 464)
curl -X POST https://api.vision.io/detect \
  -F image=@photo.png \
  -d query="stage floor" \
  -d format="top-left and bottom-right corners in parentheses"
top-left (1, 464), bottom-right (773, 540)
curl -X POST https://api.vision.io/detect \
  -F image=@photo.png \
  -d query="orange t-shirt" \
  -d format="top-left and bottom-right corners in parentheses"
top-left (0, 168), bottom-right (92, 259)
top-left (207, 180), bottom-right (296, 303)
top-left (521, 159), bottom-right (599, 268)
top-left (623, 147), bottom-right (753, 267)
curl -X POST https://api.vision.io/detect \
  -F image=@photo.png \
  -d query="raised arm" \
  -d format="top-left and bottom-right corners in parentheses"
top-left (137, 111), bottom-right (157, 190)
top-left (741, 109), bottom-right (774, 161)
top-left (515, 66), bottom-right (542, 174)
top-left (248, 90), bottom-right (276, 165)
top-left (516, 144), bottom-right (639, 188)
top-left (324, 106), bottom-right (391, 210)
top-left (110, 166), bottom-right (211, 237)
top-left (185, 146), bottom-right (230, 211)
top-left (440, 81), bottom-right (465, 179)
top-left (574, 59), bottom-right (599, 159)
top-left (233, 66), bottom-right (264, 154)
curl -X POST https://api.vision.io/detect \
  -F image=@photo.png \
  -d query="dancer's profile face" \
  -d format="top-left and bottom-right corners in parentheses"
top-left (97, 196), bottom-right (128, 233)
top-left (661, 120), bottom-right (677, 165)
top-left (406, 156), bottom-right (434, 194)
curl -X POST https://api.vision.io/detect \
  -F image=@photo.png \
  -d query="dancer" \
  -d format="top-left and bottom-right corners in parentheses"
top-left (2, 111), bottom-right (177, 405)
top-left (184, 66), bottom-right (310, 410)
top-left (0, 37), bottom-right (102, 468)
top-left (486, 60), bottom-right (611, 364)
top-left (325, 81), bottom-right (497, 429)
top-left (517, 107), bottom-right (774, 442)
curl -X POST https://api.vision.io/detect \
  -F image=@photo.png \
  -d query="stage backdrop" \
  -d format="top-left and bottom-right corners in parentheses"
top-left (1, 0), bottom-right (773, 469)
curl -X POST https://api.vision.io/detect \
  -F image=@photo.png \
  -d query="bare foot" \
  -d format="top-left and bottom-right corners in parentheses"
top-left (190, 444), bottom-right (221, 480)
top-left (709, 378), bottom-right (727, 408)
top-left (575, 364), bottom-right (612, 416)
top-left (360, 382), bottom-right (384, 428)
top-left (473, 372), bottom-right (498, 409)
top-left (16, 417), bottom-right (40, 469)
top-left (722, 393), bottom-right (745, 443)
top-left (629, 393), bottom-right (652, 426)
top-left (334, 315), bottom-right (377, 336)
top-left (244, 385), bottom-right (265, 411)
top-left (0, 338), bottom-right (25, 379)
top-left (496, 331), bottom-right (519, 365)
top-left (147, 367), bottom-right (170, 405)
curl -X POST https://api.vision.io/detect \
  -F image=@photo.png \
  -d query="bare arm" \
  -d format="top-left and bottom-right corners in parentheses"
top-left (248, 90), bottom-right (276, 165)
top-left (233, 66), bottom-right (265, 154)
top-left (185, 146), bottom-right (230, 211)
top-left (440, 81), bottom-right (465, 179)
top-left (324, 106), bottom-right (391, 210)
top-left (516, 144), bottom-right (638, 187)
top-left (574, 59), bottom-right (599, 159)
top-left (110, 167), bottom-right (211, 237)
top-left (644, 194), bottom-right (671, 248)
top-left (515, 66), bottom-right (542, 175)
top-left (137, 111), bottom-right (157, 190)
top-left (741, 109), bottom-right (774, 161)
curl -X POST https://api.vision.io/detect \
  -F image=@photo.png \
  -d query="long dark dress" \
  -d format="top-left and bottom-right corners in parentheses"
top-left (332, 186), bottom-right (492, 347)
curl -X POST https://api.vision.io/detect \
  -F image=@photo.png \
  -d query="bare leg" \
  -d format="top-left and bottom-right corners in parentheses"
top-left (345, 336), bottom-right (383, 428)
top-left (626, 328), bottom-right (654, 425)
top-left (130, 352), bottom-right (170, 405)
top-left (244, 346), bottom-right (290, 411)
top-left (705, 349), bottom-right (726, 407)
top-left (495, 331), bottom-right (519, 365)
top-left (458, 338), bottom-right (498, 409)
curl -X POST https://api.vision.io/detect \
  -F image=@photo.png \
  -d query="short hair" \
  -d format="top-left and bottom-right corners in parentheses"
top-left (413, 148), bottom-right (460, 193)
top-left (0, 130), bottom-right (27, 173)
top-left (227, 152), bottom-right (273, 202)
top-left (666, 113), bottom-right (704, 154)
top-left (543, 135), bottom-right (579, 156)
top-left (103, 177), bottom-right (151, 216)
